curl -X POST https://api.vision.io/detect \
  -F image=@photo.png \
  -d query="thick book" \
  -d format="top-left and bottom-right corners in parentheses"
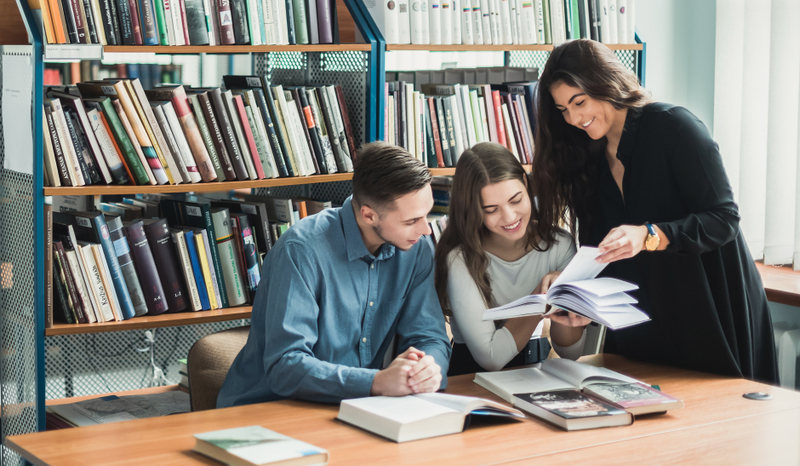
top-left (512, 389), bottom-right (632, 431)
top-left (482, 246), bottom-right (649, 329)
top-left (106, 215), bottom-right (148, 317)
top-left (125, 220), bottom-right (169, 315)
top-left (193, 426), bottom-right (328, 466)
top-left (143, 218), bottom-right (189, 313)
top-left (210, 208), bottom-right (247, 306)
top-left (338, 393), bottom-right (524, 443)
top-left (232, 212), bottom-right (260, 301)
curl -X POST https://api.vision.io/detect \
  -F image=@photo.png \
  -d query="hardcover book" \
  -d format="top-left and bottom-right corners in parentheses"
top-left (143, 218), bottom-right (189, 313)
top-left (512, 389), bottom-right (632, 431)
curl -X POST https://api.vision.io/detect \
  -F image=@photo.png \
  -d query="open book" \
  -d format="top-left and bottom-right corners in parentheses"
top-left (337, 393), bottom-right (524, 443)
top-left (482, 247), bottom-right (650, 329)
top-left (475, 359), bottom-right (684, 416)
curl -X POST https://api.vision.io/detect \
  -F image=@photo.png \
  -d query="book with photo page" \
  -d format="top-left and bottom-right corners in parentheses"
top-left (482, 246), bottom-right (650, 329)
top-left (337, 393), bottom-right (524, 443)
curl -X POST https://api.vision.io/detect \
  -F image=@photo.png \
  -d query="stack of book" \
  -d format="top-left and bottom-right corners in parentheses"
top-left (42, 75), bottom-right (356, 187)
top-left (365, 0), bottom-right (636, 45)
top-left (46, 194), bottom-right (332, 327)
top-left (384, 80), bottom-right (537, 167)
top-left (27, 0), bottom-right (339, 46)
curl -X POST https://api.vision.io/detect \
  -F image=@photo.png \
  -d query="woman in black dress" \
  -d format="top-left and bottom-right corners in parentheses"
top-left (532, 39), bottom-right (778, 383)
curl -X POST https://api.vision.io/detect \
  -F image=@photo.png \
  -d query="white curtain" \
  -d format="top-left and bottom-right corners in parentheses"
top-left (714, 0), bottom-right (800, 268)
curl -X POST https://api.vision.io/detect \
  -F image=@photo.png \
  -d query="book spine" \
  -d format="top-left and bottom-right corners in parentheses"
top-left (229, 0), bottom-right (250, 43)
top-left (127, 0), bottom-right (143, 43)
top-left (195, 230), bottom-right (219, 309)
top-left (246, 96), bottom-right (278, 178)
top-left (156, 102), bottom-right (196, 182)
top-left (125, 221), bottom-right (168, 315)
top-left (290, 0), bottom-right (307, 44)
top-left (129, 80), bottom-right (184, 185)
top-left (200, 205), bottom-right (229, 308)
top-left (153, 0), bottom-right (169, 43)
top-left (325, 85), bottom-right (353, 171)
top-left (107, 216), bottom-right (148, 316)
top-left (216, 0), bottom-right (236, 44)
top-left (44, 204), bottom-right (54, 327)
top-left (334, 85), bottom-right (357, 162)
top-left (210, 88), bottom-right (248, 180)
top-left (307, 89), bottom-right (337, 174)
top-left (198, 92), bottom-right (236, 180)
top-left (97, 98), bottom-right (151, 184)
top-left (246, 0), bottom-right (263, 45)
top-left (55, 240), bottom-right (87, 322)
top-left (76, 0), bottom-right (95, 42)
top-left (423, 102), bottom-right (436, 168)
top-left (97, 0), bottom-right (118, 43)
top-left (46, 108), bottom-right (75, 186)
top-left (170, 88), bottom-right (217, 182)
top-left (224, 92), bottom-right (258, 179)
top-left (86, 109), bottom-right (129, 184)
top-left (260, 86), bottom-right (293, 177)
top-left (183, 230), bottom-right (211, 310)
top-left (144, 219), bottom-right (188, 313)
top-left (150, 104), bottom-right (191, 182)
top-left (316, 86), bottom-right (346, 173)
top-left (62, 109), bottom-right (99, 185)
top-left (204, 0), bottom-right (219, 44)
top-left (82, 243), bottom-right (115, 321)
top-left (296, 89), bottom-right (327, 175)
top-left (211, 209), bottom-right (247, 306)
top-left (184, 0), bottom-right (210, 44)
top-left (316, 0), bottom-right (332, 43)
top-left (112, 84), bottom-right (166, 184)
top-left (189, 95), bottom-right (227, 181)
top-left (172, 230), bottom-right (202, 311)
top-left (49, 100), bottom-right (86, 186)
top-left (283, 0), bottom-right (295, 43)
top-left (52, 244), bottom-right (78, 324)
top-left (241, 105), bottom-right (268, 179)
top-left (138, 0), bottom-right (159, 44)
top-left (115, 0), bottom-right (135, 43)
top-left (87, 214), bottom-right (136, 320)
top-left (64, 248), bottom-right (95, 322)
top-left (112, 99), bottom-right (158, 185)
top-left (427, 97), bottom-right (445, 167)
top-left (268, 88), bottom-right (300, 176)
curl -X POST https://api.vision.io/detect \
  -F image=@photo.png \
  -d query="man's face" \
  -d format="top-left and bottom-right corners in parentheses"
top-left (368, 185), bottom-right (434, 251)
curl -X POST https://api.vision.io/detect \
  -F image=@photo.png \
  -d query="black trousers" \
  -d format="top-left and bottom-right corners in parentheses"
top-left (448, 337), bottom-right (552, 377)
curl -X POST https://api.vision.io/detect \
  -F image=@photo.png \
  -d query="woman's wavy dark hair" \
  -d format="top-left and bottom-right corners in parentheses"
top-left (435, 143), bottom-right (540, 320)
top-left (532, 39), bottom-right (652, 243)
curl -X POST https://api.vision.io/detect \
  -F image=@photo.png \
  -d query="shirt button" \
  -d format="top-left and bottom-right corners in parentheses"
top-left (362, 337), bottom-right (367, 343)
top-left (371, 264), bottom-right (374, 269)
top-left (369, 301), bottom-right (374, 307)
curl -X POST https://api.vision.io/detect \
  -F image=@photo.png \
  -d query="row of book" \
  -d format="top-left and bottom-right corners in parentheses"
top-left (386, 66), bottom-right (539, 92)
top-left (385, 80), bottom-right (537, 168)
top-left (45, 193), bottom-right (333, 327)
top-left (43, 75), bottom-right (357, 188)
top-left (45, 62), bottom-right (182, 88)
top-left (29, 0), bottom-right (339, 46)
top-left (366, 0), bottom-right (636, 45)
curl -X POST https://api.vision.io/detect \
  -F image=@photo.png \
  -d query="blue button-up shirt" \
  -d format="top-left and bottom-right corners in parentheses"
top-left (217, 196), bottom-right (451, 407)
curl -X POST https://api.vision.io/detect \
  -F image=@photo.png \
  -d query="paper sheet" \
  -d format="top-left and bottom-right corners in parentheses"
top-left (2, 54), bottom-right (34, 175)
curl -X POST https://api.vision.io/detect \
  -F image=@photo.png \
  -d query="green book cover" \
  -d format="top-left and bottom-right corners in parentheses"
top-left (85, 97), bottom-right (151, 185)
top-left (570, 0), bottom-right (580, 39)
top-left (291, 0), bottom-right (309, 44)
top-left (189, 94), bottom-right (227, 181)
top-left (153, 0), bottom-right (169, 44)
top-left (542, 0), bottom-right (552, 44)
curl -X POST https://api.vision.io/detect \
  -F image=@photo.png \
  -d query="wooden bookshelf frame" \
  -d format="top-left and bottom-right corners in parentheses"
top-left (45, 306), bottom-right (253, 336)
top-left (103, 44), bottom-right (372, 54)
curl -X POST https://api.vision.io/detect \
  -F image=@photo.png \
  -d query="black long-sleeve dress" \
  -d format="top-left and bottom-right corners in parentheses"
top-left (579, 102), bottom-right (778, 384)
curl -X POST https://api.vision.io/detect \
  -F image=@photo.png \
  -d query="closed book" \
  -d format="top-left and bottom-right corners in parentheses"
top-left (197, 91), bottom-right (236, 180)
top-left (513, 390), bottom-right (632, 431)
top-left (54, 240), bottom-right (87, 323)
top-left (322, 85), bottom-right (353, 171)
top-left (78, 242), bottom-right (116, 322)
top-left (222, 91), bottom-right (259, 180)
top-left (106, 215), bottom-right (148, 316)
top-left (246, 0), bottom-right (264, 45)
top-left (62, 107), bottom-right (101, 185)
top-left (171, 229), bottom-right (202, 311)
top-left (184, 0), bottom-right (210, 44)
top-left (112, 99), bottom-right (160, 184)
top-left (232, 212), bottom-right (260, 301)
top-left (125, 220), bottom-right (168, 315)
top-left (47, 99), bottom-right (86, 186)
top-left (208, 88), bottom-right (248, 180)
top-left (228, 215), bottom-right (249, 300)
top-left (160, 200), bottom-right (229, 308)
top-left (242, 93), bottom-right (278, 178)
top-left (154, 100), bottom-right (200, 182)
top-left (44, 204), bottom-right (54, 327)
top-left (293, 87), bottom-right (327, 174)
top-left (363, 0), bottom-right (398, 43)
top-left (127, 0), bottom-right (144, 44)
top-left (238, 98), bottom-right (268, 179)
top-left (272, 85), bottom-right (312, 176)
top-left (86, 109), bottom-right (129, 184)
top-left (306, 89), bottom-right (337, 174)
top-left (188, 92), bottom-right (227, 181)
top-left (54, 222), bottom-right (97, 322)
top-left (142, 218), bottom-right (188, 313)
top-left (229, 0), bottom-right (250, 43)
top-left (52, 243), bottom-right (78, 324)
top-left (150, 102), bottom-right (193, 183)
top-left (61, 0), bottom-right (82, 43)
top-left (165, 0), bottom-right (184, 44)
top-left (333, 85), bottom-right (357, 161)
top-left (82, 97), bottom-right (152, 185)
top-left (183, 229), bottom-right (211, 310)
top-left (423, 102), bottom-right (437, 168)
top-left (210, 208), bottom-right (247, 306)
top-left (206, 0), bottom-right (220, 44)
top-left (433, 97), bottom-right (452, 166)
top-left (76, 0), bottom-right (96, 43)
top-left (196, 228), bottom-right (221, 309)
top-left (587, 0), bottom-right (600, 41)
top-left (217, 0), bottom-right (236, 44)
top-left (153, 0), bottom-right (169, 43)
top-left (287, 88), bottom-right (319, 175)
top-left (138, 0), bottom-right (159, 44)
top-left (315, 86), bottom-right (347, 173)
top-left (210, 199), bottom-right (272, 256)
top-left (316, 0), bottom-right (332, 43)
top-left (55, 211), bottom-right (136, 320)
top-left (193, 426), bottom-right (329, 466)
top-left (427, 97), bottom-right (444, 167)
top-left (90, 242), bottom-right (124, 321)
top-left (260, 84), bottom-right (295, 176)
top-left (45, 107), bottom-right (74, 186)
top-left (583, 382), bottom-right (684, 416)
top-left (145, 86), bottom-right (218, 182)
top-left (115, 0), bottom-right (135, 44)
top-left (338, 393), bottom-right (524, 443)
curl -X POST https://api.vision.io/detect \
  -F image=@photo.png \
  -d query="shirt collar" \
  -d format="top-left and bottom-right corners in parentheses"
top-left (341, 196), bottom-right (396, 262)
top-left (615, 106), bottom-right (644, 166)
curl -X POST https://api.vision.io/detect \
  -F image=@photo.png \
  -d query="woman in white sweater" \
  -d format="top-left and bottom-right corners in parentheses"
top-left (434, 143), bottom-right (590, 376)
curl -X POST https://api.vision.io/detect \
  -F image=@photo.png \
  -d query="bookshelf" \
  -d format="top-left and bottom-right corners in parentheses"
top-left (386, 43), bottom-right (644, 52)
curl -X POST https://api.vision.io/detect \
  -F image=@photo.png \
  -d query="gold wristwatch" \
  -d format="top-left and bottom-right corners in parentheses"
top-left (644, 223), bottom-right (660, 251)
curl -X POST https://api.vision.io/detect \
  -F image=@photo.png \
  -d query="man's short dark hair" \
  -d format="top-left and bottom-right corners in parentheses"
top-left (352, 142), bottom-right (432, 212)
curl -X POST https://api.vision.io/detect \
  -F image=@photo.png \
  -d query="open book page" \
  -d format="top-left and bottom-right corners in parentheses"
top-left (549, 246), bottom-right (605, 288)
top-left (415, 393), bottom-right (524, 418)
top-left (474, 366), bottom-right (576, 402)
top-left (540, 359), bottom-right (641, 389)
top-left (341, 396), bottom-right (457, 424)
top-left (554, 278), bottom-right (639, 300)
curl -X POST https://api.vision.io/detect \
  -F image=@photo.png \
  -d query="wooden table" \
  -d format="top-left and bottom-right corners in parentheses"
top-left (8, 354), bottom-right (800, 466)
top-left (756, 261), bottom-right (800, 307)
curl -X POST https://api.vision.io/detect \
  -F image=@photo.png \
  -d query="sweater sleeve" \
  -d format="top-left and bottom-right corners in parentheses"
top-left (447, 251), bottom-right (520, 372)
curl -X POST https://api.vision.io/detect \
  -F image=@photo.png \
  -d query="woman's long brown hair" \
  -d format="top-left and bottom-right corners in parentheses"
top-left (434, 143), bottom-right (543, 319)
top-left (532, 39), bottom-right (652, 244)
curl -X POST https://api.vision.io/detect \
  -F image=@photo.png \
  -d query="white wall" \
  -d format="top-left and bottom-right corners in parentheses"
top-left (636, 0), bottom-right (717, 131)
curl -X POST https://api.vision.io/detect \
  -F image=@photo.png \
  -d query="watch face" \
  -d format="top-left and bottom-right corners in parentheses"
top-left (646, 235), bottom-right (660, 251)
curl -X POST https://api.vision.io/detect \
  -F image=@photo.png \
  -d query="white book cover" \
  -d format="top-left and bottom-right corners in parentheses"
top-left (469, 90), bottom-right (484, 143)
top-left (324, 85), bottom-right (353, 171)
top-left (519, 0), bottom-right (536, 44)
top-left (168, 0), bottom-right (186, 45)
top-left (429, 0), bottom-right (442, 43)
top-left (479, 0), bottom-right (492, 44)
top-left (490, 0), bottom-right (502, 45)
top-left (86, 109), bottom-right (127, 182)
top-left (202, 0), bottom-right (218, 45)
top-left (397, 0), bottom-right (412, 43)
top-left (440, 0), bottom-right (453, 44)
top-left (272, 85), bottom-right (311, 176)
top-left (93, 243), bottom-right (122, 321)
top-left (406, 83), bottom-right (416, 159)
top-left (49, 100), bottom-right (84, 186)
top-left (498, 0), bottom-right (513, 44)
top-left (247, 0), bottom-right (263, 45)
top-left (448, 95), bottom-right (465, 162)
top-left (364, 0), bottom-right (400, 43)
top-left (534, 0), bottom-right (545, 43)
top-left (451, 85), bottom-right (468, 153)
top-left (388, 95), bottom-right (395, 145)
top-left (65, 249), bottom-right (97, 323)
top-left (172, 230), bottom-right (202, 311)
top-left (548, 0), bottom-right (566, 44)
top-left (512, 0), bottom-right (523, 44)
top-left (410, 0), bottom-right (426, 43)
top-left (616, 0), bottom-right (627, 45)
top-left (211, 209), bottom-right (247, 307)
top-left (471, 0), bottom-right (484, 44)
top-left (249, 101), bottom-right (280, 178)
top-left (276, 0), bottom-right (289, 44)
top-left (599, 0), bottom-right (610, 43)
top-left (286, 102), bottom-right (316, 176)
top-left (607, 0), bottom-right (618, 44)
top-left (262, 0), bottom-right (279, 44)
top-left (421, 0), bottom-right (430, 43)
top-left (81, 243), bottom-right (114, 322)
top-left (626, 0), bottom-right (635, 43)
top-left (42, 115), bottom-right (60, 187)
top-left (199, 229), bottom-right (223, 309)
top-left (451, 0), bottom-right (462, 44)
top-left (163, 0), bottom-right (176, 45)
top-left (161, 103), bottom-right (202, 183)
top-left (581, 0), bottom-right (591, 40)
top-left (460, 86), bottom-right (477, 147)
top-left (478, 96), bottom-right (490, 142)
top-left (460, 0), bottom-right (473, 44)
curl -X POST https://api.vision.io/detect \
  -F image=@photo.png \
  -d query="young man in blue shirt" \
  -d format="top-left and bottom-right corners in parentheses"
top-left (217, 143), bottom-right (451, 407)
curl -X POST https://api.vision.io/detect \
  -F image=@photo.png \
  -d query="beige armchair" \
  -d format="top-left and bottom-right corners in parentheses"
top-left (187, 326), bottom-right (251, 411)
